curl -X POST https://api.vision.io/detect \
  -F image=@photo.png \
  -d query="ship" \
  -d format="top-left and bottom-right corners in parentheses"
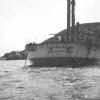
top-left (25, 0), bottom-right (100, 67)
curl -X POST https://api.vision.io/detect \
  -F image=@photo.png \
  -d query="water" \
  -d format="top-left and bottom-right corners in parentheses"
top-left (0, 60), bottom-right (100, 100)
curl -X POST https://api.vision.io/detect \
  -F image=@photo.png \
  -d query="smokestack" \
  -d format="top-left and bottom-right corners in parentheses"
top-left (71, 0), bottom-right (75, 28)
top-left (67, 0), bottom-right (71, 33)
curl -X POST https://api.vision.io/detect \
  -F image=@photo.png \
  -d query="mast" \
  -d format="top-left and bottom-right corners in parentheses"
top-left (67, 0), bottom-right (71, 33)
top-left (71, 0), bottom-right (75, 28)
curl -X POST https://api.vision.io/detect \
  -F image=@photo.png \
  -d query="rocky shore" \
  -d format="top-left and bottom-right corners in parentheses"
top-left (0, 50), bottom-right (27, 60)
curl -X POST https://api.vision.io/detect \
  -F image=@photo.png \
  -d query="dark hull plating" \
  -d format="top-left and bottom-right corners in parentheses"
top-left (29, 57), bottom-right (97, 67)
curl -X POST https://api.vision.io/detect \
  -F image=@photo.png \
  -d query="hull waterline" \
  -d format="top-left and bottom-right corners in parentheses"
top-left (29, 57), bottom-right (97, 67)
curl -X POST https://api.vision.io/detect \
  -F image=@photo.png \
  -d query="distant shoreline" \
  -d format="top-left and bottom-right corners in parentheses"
top-left (0, 50), bottom-right (26, 60)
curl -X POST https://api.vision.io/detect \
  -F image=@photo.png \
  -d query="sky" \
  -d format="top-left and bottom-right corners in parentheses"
top-left (0, 0), bottom-right (100, 56)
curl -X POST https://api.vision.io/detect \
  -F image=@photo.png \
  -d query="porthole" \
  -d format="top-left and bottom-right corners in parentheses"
top-left (54, 51), bottom-right (56, 53)
top-left (56, 46), bottom-right (58, 48)
top-left (62, 46), bottom-right (64, 48)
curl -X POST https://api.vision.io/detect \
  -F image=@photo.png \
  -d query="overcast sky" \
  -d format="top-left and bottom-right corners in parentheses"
top-left (0, 0), bottom-right (100, 56)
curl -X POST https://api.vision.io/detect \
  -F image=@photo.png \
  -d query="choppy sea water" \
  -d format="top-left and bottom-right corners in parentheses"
top-left (0, 60), bottom-right (100, 100)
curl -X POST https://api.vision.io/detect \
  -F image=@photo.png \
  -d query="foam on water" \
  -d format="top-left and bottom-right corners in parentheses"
top-left (0, 60), bottom-right (100, 100)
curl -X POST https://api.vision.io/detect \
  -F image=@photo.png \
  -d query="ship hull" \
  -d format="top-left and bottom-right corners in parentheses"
top-left (29, 57), bottom-right (97, 67)
top-left (27, 42), bottom-right (100, 67)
